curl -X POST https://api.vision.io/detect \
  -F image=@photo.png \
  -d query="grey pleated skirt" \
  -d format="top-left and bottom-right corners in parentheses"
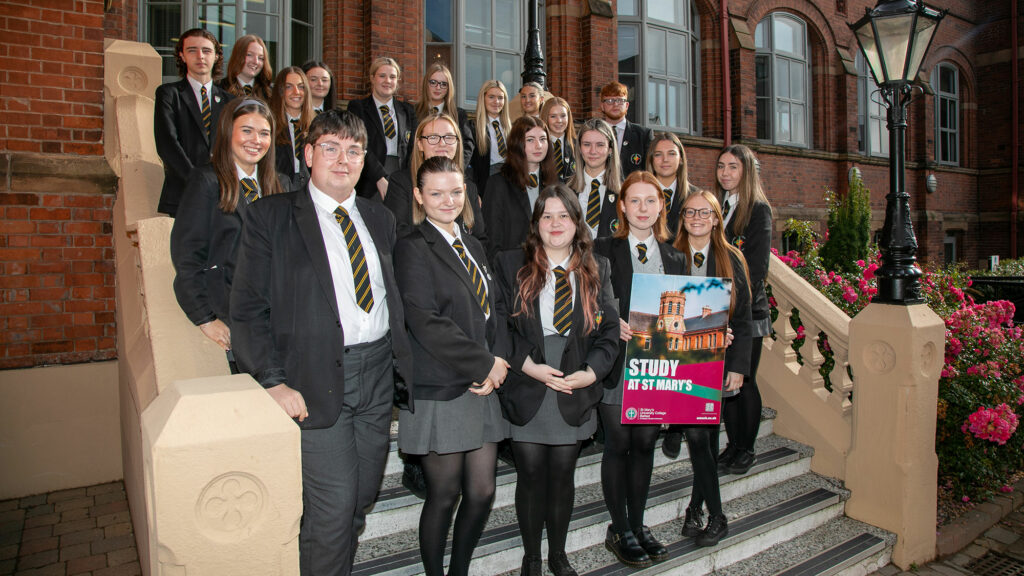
top-left (398, 387), bottom-right (509, 455)
top-left (510, 335), bottom-right (598, 445)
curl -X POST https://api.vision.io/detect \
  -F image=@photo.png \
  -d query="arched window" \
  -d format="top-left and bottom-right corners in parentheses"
top-left (617, 0), bottom-right (701, 133)
top-left (755, 13), bottom-right (811, 147)
top-left (856, 53), bottom-right (889, 157)
top-left (933, 63), bottom-right (959, 166)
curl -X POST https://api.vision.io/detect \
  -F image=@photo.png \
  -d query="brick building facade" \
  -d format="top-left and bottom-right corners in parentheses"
top-left (0, 0), bottom-right (1020, 369)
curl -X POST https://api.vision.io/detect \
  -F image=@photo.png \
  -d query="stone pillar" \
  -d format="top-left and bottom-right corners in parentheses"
top-left (142, 375), bottom-right (302, 575)
top-left (845, 302), bottom-right (944, 569)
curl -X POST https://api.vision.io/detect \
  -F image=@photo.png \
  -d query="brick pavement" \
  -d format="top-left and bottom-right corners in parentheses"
top-left (0, 482), bottom-right (139, 576)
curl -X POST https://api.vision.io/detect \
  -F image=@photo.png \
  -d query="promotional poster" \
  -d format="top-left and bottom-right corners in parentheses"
top-left (620, 273), bottom-right (732, 425)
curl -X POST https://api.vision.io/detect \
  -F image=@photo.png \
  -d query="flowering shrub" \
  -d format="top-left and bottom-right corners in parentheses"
top-left (770, 221), bottom-right (1024, 499)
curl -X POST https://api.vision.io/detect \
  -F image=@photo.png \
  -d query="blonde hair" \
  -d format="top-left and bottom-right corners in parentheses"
top-left (410, 113), bottom-right (465, 179)
top-left (572, 118), bottom-right (622, 196)
top-left (473, 80), bottom-right (511, 156)
top-left (416, 63), bottom-right (457, 120)
top-left (540, 96), bottom-right (576, 143)
top-left (369, 56), bottom-right (402, 80)
top-left (412, 155), bottom-right (473, 230)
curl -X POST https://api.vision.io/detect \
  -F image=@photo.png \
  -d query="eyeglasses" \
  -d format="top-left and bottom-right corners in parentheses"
top-left (317, 143), bottom-right (366, 162)
top-left (427, 79), bottom-right (449, 89)
top-left (602, 98), bottom-right (627, 106)
top-left (683, 208), bottom-right (713, 219)
top-left (420, 134), bottom-right (459, 145)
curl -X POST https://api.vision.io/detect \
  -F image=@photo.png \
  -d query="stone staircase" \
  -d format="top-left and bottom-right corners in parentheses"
top-left (353, 411), bottom-right (895, 576)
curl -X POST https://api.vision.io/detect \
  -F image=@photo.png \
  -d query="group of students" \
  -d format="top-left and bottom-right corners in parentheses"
top-left (161, 26), bottom-right (774, 576)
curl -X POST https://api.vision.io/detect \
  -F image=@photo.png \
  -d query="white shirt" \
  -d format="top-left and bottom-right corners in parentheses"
top-left (690, 245), bottom-right (709, 277)
top-left (610, 119), bottom-right (627, 151)
top-left (629, 232), bottom-right (664, 272)
top-left (429, 220), bottom-right (491, 319)
top-left (526, 171), bottom-right (540, 207)
top-left (286, 114), bottom-right (301, 173)
top-left (540, 253), bottom-right (576, 336)
top-left (186, 75), bottom-right (214, 116)
top-left (309, 184), bottom-right (390, 344)
top-left (723, 192), bottom-right (739, 228)
top-left (487, 116), bottom-right (505, 164)
top-left (579, 170), bottom-right (607, 238)
top-left (373, 96), bottom-right (399, 156)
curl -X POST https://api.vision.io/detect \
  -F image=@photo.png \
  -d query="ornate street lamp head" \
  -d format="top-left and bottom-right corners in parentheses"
top-left (850, 0), bottom-right (945, 88)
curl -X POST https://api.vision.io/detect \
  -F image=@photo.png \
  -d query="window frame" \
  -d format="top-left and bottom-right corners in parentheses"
top-left (933, 62), bottom-right (960, 166)
top-left (754, 12), bottom-right (812, 148)
top-left (856, 52), bottom-right (889, 158)
top-left (616, 0), bottom-right (701, 134)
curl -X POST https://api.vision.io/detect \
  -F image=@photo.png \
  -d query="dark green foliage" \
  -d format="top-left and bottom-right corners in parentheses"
top-left (819, 173), bottom-right (871, 275)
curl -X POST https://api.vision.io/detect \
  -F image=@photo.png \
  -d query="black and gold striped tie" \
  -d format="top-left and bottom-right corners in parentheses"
top-left (553, 139), bottom-right (563, 174)
top-left (693, 252), bottom-right (706, 268)
top-left (380, 105), bottom-right (396, 139)
top-left (333, 206), bottom-right (374, 313)
top-left (240, 177), bottom-right (259, 204)
top-left (552, 266), bottom-right (572, 335)
top-left (586, 178), bottom-right (601, 229)
top-left (314, 107), bottom-right (323, 116)
top-left (528, 173), bottom-right (539, 188)
top-left (242, 84), bottom-right (253, 96)
top-left (663, 188), bottom-right (673, 206)
top-left (290, 118), bottom-right (304, 161)
top-left (722, 199), bottom-right (732, 220)
top-left (452, 238), bottom-right (489, 315)
top-left (200, 85), bottom-right (211, 140)
top-left (637, 243), bottom-right (648, 264)
top-left (492, 120), bottom-right (507, 157)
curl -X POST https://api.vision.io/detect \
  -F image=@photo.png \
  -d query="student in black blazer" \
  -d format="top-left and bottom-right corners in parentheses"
top-left (671, 189), bottom-right (753, 548)
top-left (593, 171), bottom-right (687, 568)
top-left (467, 79), bottom-right (512, 193)
top-left (493, 184), bottom-right (619, 576)
top-left (384, 113), bottom-right (486, 246)
top-left (171, 98), bottom-right (283, 370)
top-left (270, 67), bottom-right (313, 192)
top-left (482, 115), bottom-right (558, 261)
top-left (415, 63), bottom-right (476, 170)
top-left (572, 118), bottom-right (623, 240)
top-left (347, 57), bottom-right (417, 199)
top-left (647, 132), bottom-right (698, 239)
top-left (715, 144), bottom-right (774, 475)
top-left (541, 97), bottom-right (577, 183)
top-left (303, 60), bottom-right (337, 115)
top-left (598, 81), bottom-right (652, 178)
top-left (217, 34), bottom-right (273, 102)
top-left (154, 28), bottom-right (231, 216)
top-left (394, 156), bottom-right (509, 576)
top-left (230, 110), bottom-right (414, 576)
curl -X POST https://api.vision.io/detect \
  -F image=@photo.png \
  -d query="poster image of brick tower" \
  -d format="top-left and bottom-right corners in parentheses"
top-left (620, 274), bottom-right (733, 425)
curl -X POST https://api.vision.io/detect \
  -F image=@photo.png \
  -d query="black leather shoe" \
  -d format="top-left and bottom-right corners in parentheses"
top-left (634, 525), bottom-right (669, 562)
top-left (681, 506), bottom-right (704, 537)
top-left (727, 450), bottom-right (756, 475)
top-left (696, 513), bottom-right (729, 547)
top-left (520, 553), bottom-right (542, 576)
top-left (717, 444), bottom-right (737, 471)
top-left (604, 526), bottom-right (652, 568)
top-left (548, 551), bottom-right (580, 576)
top-left (662, 431), bottom-right (682, 459)
top-left (401, 461), bottom-right (427, 500)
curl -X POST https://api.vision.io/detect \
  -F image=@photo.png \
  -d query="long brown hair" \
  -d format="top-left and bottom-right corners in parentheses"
top-left (647, 132), bottom-right (690, 195)
top-left (614, 171), bottom-right (669, 242)
top-left (416, 63), bottom-right (457, 121)
top-left (716, 144), bottom-right (773, 235)
top-left (212, 98), bottom-right (283, 212)
top-left (302, 60), bottom-right (336, 111)
top-left (672, 189), bottom-right (750, 316)
top-left (571, 118), bottom-right (622, 196)
top-left (514, 184), bottom-right (601, 334)
top-left (473, 80), bottom-right (510, 156)
top-left (502, 116), bottom-right (557, 190)
top-left (221, 35), bottom-right (273, 101)
top-left (271, 67), bottom-right (313, 147)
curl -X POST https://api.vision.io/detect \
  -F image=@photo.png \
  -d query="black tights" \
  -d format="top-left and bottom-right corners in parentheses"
top-left (683, 425), bottom-right (722, 516)
top-left (723, 336), bottom-right (764, 453)
top-left (512, 441), bottom-right (581, 557)
top-left (598, 404), bottom-right (661, 533)
top-left (418, 443), bottom-right (498, 576)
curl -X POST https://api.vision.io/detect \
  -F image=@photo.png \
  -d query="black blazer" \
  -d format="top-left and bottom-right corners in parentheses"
top-left (230, 189), bottom-right (415, 427)
top-left (275, 142), bottom-right (310, 193)
top-left (482, 172), bottom-right (533, 262)
top-left (348, 96), bottom-right (417, 197)
top-left (395, 223), bottom-right (506, 401)
top-left (618, 121), bottom-right (652, 178)
top-left (467, 118), bottom-right (505, 193)
top-left (665, 182), bottom-right (699, 240)
top-left (170, 165), bottom-right (260, 327)
top-left (593, 237), bottom-right (688, 391)
top-left (154, 78), bottom-right (231, 216)
top-left (383, 168), bottom-right (487, 249)
top-left (576, 178), bottom-right (620, 240)
top-left (724, 200), bottom-right (772, 320)
top-left (696, 248), bottom-right (754, 376)
top-left (552, 136), bottom-right (576, 183)
top-left (492, 249), bottom-right (620, 427)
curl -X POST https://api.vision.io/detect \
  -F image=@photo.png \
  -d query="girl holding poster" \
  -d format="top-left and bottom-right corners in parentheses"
top-left (593, 171), bottom-right (687, 567)
top-left (672, 190), bottom-right (753, 547)
top-left (715, 145), bottom-right (774, 475)
top-left (493, 184), bottom-right (619, 576)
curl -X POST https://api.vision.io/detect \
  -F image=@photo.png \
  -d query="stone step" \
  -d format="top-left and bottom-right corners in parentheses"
top-left (353, 435), bottom-right (813, 576)
top-left (366, 415), bottom-right (777, 540)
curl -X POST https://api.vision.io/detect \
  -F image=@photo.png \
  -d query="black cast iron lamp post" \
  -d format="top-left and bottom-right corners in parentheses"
top-left (850, 0), bottom-right (944, 305)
